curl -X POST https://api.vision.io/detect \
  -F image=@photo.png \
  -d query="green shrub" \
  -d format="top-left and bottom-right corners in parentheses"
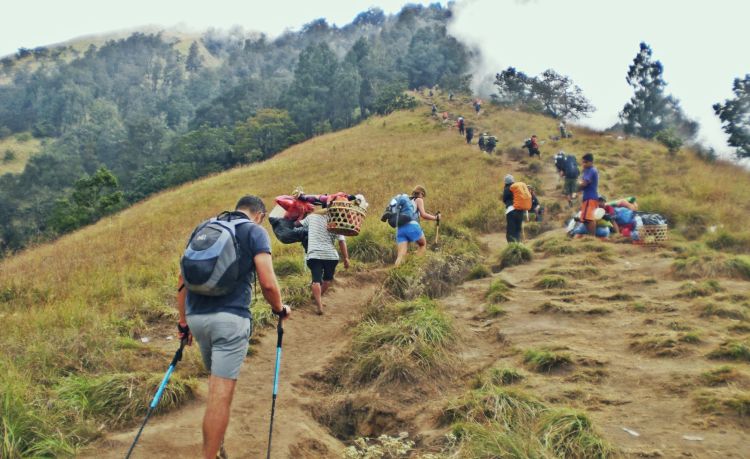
top-left (538, 409), bottom-right (613, 458)
top-left (496, 243), bottom-right (532, 270)
top-left (655, 128), bottom-right (683, 154)
top-left (523, 349), bottom-right (573, 372)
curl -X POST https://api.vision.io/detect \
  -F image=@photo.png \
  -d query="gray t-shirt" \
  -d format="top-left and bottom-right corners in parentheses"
top-left (302, 213), bottom-right (344, 261)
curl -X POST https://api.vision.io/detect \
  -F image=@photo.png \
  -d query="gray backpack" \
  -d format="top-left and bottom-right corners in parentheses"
top-left (181, 213), bottom-right (249, 296)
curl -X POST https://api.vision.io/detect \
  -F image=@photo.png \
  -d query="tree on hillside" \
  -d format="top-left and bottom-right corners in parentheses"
top-left (402, 25), bottom-right (469, 89)
top-left (620, 42), bottom-right (698, 140)
top-left (186, 42), bottom-right (203, 72)
top-left (713, 74), bottom-right (750, 158)
top-left (372, 82), bottom-right (417, 115)
top-left (234, 109), bottom-right (303, 160)
top-left (531, 69), bottom-right (595, 120)
top-left (49, 167), bottom-right (125, 233)
top-left (493, 67), bottom-right (533, 107)
top-left (284, 42), bottom-right (339, 136)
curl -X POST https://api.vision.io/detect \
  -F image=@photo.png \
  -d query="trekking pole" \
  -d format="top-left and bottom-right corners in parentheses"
top-left (125, 339), bottom-right (186, 459)
top-left (266, 316), bottom-right (285, 459)
top-left (434, 212), bottom-right (441, 245)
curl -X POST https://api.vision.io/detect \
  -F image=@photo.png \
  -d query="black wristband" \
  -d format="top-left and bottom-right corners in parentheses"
top-left (272, 307), bottom-right (288, 318)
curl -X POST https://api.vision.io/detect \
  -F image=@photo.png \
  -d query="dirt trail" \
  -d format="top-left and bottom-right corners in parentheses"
top-left (85, 273), bottom-right (379, 459)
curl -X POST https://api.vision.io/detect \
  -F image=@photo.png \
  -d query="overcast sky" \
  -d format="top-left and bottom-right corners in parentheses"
top-left (1, 0), bottom-right (748, 157)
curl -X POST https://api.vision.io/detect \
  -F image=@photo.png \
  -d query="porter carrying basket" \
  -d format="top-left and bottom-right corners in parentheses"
top-left (326, 200), bottom-right (367, 236)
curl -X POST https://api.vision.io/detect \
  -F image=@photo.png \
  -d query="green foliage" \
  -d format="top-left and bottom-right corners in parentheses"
top-left (534, 275), bottom-right (567, 289)
top-left (705, 230), bottom-right (750, 254)
top-left (2, 149), bottom-right (15, 162)
top-left (273, 256), bottom-right (305, 277)
top-left (372, 83), bottom-right (417, 116)
top-left (538, 409), bottom-right (613, 458)
top-left (676, 280), bottom-right (722, 298)
top-left (234, 109), bottom-right (303, 160)
top-left (459, 201), bottom-right (504, 234)
top-left (713, 74), bottom-right (750, 158)
top-left (347, 228), bottom-right (395, 264)
top-left (708, 341), bottom-right (750, 362)
top-left (466, 264), bottom-right (491, 280)
top-left (49, 167), bottom-right (126, 233)
top-left (654, 128), bottom-right (683, 154)
top-left (385, 252), bottom-right (477, 300)
top-left (472, 367), bottom-right (524, 389)
top-left (700, 366), bottom-right (742, 387)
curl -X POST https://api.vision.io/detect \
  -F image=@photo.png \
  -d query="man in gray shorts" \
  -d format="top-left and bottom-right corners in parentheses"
top-left (177, 195), bottom-right (290, 459)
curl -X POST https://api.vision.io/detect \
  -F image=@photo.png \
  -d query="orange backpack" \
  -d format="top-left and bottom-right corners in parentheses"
top-left (510, 182), bottom-right (532, 211)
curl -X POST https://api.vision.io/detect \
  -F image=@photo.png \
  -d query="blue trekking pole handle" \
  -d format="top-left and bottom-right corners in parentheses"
top-left (125, 339), bottom-right (185, 459)
top-left (267, 317), bottom-right (284, 459)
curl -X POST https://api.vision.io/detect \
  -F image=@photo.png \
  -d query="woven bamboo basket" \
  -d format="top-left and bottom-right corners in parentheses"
top-left (640, 224), bottom-right (668, 245)
top-left (326, 200), bottom-right (367, 236)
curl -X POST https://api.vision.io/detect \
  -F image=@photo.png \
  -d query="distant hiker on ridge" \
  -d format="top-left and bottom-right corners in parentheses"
top-left (523, 135), bottom-right (541, 157)
top-left (457, 116), bottom-right (465, 136)
top-left (579, 153), bottom-right (600, 235)
top-left (503, 175), bottom-right (533, 243)
top-left (466, 126), bottom-right (474, 144)
top-left (177, 195), bottom-right (290, 459)
top-left (301, 205), bottom-right (350, 315)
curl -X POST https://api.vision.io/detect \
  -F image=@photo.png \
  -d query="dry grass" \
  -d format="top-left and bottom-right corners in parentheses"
top-left (3, 97), bottom-right (750, 453)
top-left (0, 133), bottom-right (43, 174)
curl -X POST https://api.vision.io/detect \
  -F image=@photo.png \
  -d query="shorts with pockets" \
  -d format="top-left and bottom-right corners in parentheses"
top-left (396, 222), bottom-right (424, 243)
top-left (186, 312), bottom-right (252, 380)
top-left (306, 258), bottom-right (338, 284)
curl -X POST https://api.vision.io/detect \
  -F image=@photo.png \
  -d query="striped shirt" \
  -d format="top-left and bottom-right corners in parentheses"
top-left (301, 213), bottom-right (344, 261)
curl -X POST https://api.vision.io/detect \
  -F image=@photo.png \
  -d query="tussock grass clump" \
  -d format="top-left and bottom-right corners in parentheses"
top-left (459, 201), bottom-right (505, 234)
top-left (538, 409), bottom-right (614, 459)
top-left (465, 263), bottom-right (491, 280)
top-left (250, 300), bottom-right (276, 329)
top-left (707, 341), bottom-right (750, 362)
top-left (729, 324), bottom-right (750, 334)
top-left (672, 247), bottom-right (750, 281)
top-left (347, 229), bottom-right (395, 264)
top-left (700, 366), bottom-right (744, 387)
top-left (57, 372), bottom-right (197, 429)
top-left (486, 278), bottom-right (512, 304)
top-left (346, 297), bottom-right (455, 386)
top-left (535, 275), bottom-right (567, 290)
top-left (280, 274), bottom-right (310, 308)
top-left (495, 242), bottom-right (532, 271)
top-left (472, 367), bottom-right (525, 389)
top-left (694, 389), bottom-right (750, 420)
top-left (445, 387), bottom-right (612, 458)
top-left (385, 252), bottom-right (477, 300)
top-left (533, 236), bottom-right (578, 256)
top-left (538, 266), bottom-right (600, 278)
top-left (705, 230), bottom-right (750, 254)
top-left (523, 349), bottom-right (573, 373)
top-left (677, 280), bottom-right (722, 298)
top-left (485, 304), bottom-right (506, 317)
top-left (273, 255), bottom-right (305, 277)
top-left (630, 336), bottom-right (690, 358)
top-left (700, 302), bottom-right (747, 321)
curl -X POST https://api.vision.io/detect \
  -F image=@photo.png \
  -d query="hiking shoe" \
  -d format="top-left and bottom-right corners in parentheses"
top-left (216, 443), bottom-right (228, 459)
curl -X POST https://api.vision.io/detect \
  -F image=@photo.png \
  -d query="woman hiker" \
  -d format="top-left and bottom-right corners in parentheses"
top-left (394, 185), bottom-right (440, 266)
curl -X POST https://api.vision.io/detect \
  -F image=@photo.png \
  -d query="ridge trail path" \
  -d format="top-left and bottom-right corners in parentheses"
top-left (85, 273), bottom-right (380, 459)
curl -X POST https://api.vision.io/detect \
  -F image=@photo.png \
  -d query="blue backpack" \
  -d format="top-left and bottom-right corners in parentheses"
top-left (381, 194), bottom-right (417, 228)
top-left (181, 212), bottom-right (251, 296)
top-left (615, 207), bottom-right (635, 225)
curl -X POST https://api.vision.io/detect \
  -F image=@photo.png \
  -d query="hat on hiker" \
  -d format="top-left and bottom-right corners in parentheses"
top-left (504, 174), bottom-right (514, 184)
top-left (412, 185), bottom-right (427, 198)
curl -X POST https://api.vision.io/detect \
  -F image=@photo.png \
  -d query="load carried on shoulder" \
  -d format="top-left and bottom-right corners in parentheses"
top-left (270, 189), bottom-right (367, 244)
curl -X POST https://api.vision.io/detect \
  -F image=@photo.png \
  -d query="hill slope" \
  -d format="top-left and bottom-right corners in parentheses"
top-left (2, 95), bottom-right (750, 457)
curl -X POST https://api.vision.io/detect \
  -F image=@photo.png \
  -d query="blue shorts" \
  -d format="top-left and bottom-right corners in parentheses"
top-left (396, 222), bottom-right (424, 243)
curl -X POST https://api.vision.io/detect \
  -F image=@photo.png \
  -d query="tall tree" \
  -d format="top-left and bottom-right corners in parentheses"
top-left (620, 42), bottom-right (697, 139)
top-left (284, 42), bottom-right (339, 136)
top-left (713, 74), bottom-right (750, 158)
top-left (531, 69), bottom-right (595, 120)
top-left (186, 42), bottom-right (203, 72)
top-left (234, 109), bottom-right (303, 160)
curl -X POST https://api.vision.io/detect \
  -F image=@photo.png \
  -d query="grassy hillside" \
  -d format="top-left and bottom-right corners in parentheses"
top-left (0, 133), bottom-right (42, 174)
top-left (2, 95), bottom-right (749, 455)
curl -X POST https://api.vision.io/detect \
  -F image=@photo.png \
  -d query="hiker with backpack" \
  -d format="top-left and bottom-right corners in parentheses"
top-left (579, 153), bottom-right (600, 236)
top-left (559, 120), bottom-right (568, 139)
top-left (301, 205), bottom-right (350, 315)
top-left (503, 175), bottom-right (532, 243)
top-left (177, 195), bottom-right (290, 459)
top-left (485, 135), bottom-right (497, 154)
top-left (466, 126), bottom-right (474, 144)
top-left (562, 153), bottom-right (580, 207)
top-left (457, 117), bottom-right (465, 136)
top-left (478, 133), bottom-right (486, 151)
top-left (381, 186), bottom-right (440, 266)
top-left (523, 135), bottom-right (541, 157)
